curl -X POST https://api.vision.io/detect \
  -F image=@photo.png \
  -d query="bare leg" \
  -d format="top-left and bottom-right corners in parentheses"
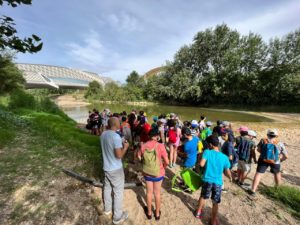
top-left (169, 144), bottom-right (174, 165)
top-left (211, 203), bottom-right (219, 225)
top-left (153, 180), bottom-right (162, 216)
top-left (173, 146), bottom-right (178, 164)
top-left (197, 197), bottom-right (206, 212)
top-left (274, 172), bottom-right (281, 186)
top-left (146, 181), bottom-right (153, 216)
top-left (252, 172), bottom-right (263, 192)
top-left (241, 171), bottom-right (248, 184)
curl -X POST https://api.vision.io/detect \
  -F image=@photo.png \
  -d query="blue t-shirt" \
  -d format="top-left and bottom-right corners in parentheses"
top-left (183, 136), bottom-right (199, 168)
top-left (100, 130), bottom-right (123, 172)
top-left (202, 149), bottom-right (230, 185)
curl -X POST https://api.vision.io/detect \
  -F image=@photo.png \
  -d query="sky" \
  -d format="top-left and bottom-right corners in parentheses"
top-left (2, 0), bottom-right (300, 82)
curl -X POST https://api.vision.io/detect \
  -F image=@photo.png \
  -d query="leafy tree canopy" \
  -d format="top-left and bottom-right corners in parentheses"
top-left (0, 0), bottom-right (43, 54)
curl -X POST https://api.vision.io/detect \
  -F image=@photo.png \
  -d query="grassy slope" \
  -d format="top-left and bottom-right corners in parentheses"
top-left (0, 99), bottom-right (101, 224)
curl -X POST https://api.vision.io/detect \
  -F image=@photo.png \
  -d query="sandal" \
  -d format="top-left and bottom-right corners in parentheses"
top-left (194, 210), bottom-right (203, 219)
top-left (143, 206), bottom-right (152, 220)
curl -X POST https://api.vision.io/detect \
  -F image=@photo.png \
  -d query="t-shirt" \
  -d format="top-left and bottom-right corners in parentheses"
top-left (139, 140), bottom-right (168, 177)
top-left (221, 141), bottom-right (234, 157)
top-left (100, 130), bottom-right (123, 172)
top-left (257, 138), bottom-right (287, 164)
top-left (183, 136), bottom-right (199, 168)
top-left (202, 149), bottom-right (230, 185)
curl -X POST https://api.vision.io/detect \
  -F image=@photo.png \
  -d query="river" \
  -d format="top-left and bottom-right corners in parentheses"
top-left (60, 103), bottom-right (273, 124)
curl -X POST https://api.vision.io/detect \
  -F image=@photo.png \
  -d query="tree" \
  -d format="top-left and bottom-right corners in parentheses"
top-left (0, 0), bottom-right (43, 54)
top-left (0, 55), bottom-right (25, 95)
top-left (84, 81), bottom-right (103, 99)
top-left (126, 71), bottom-right (140, 85)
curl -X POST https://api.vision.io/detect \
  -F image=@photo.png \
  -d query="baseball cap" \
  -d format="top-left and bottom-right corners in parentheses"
top-left (153, 116), bottom-right (158, 122)
top-left (222, 121), bottom-right (230, 126)
top-left (248, 130), bottom-right (257, 137)
top-left (267, 129), bottom-right (278, 136)
top-left (206, 121), bottom-right (212, 126)
top-left (238, 126), bottom-right (249, 132)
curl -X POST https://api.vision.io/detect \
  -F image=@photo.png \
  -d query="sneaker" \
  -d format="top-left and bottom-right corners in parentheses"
top-left (103, 210), bottom-right (112, 216)
top-left (173, 163), bottom-right (177, 167)
top-left (194, 210), bottom-right (203, 219)
top-left (247, 190), bottom-right (256, 197)
top-left (222, 188), bottom-right (228, 193)
top-left (113, 211), bottom-right (129, 224)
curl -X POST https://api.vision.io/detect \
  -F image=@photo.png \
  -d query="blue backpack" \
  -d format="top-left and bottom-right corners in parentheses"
top-left (237, 137), bottom-right (251, 161)
top-left (261, 139), bottom-right (279, 164)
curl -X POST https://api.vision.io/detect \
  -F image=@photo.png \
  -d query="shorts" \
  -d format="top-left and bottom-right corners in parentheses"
top-left (238, 160), bottom-right (251, 173)
top-left (144, 176), bottom-right (164, 182)
top-left (256, 159), bottom-right (281, 174)
top-left (200, 182), bottom-right (222, 204)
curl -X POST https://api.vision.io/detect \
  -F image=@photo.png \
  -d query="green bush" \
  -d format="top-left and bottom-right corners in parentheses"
top-left (261, 185), bottom-right (300, 219)
top-left (9, 89), bottom-right (36, 109)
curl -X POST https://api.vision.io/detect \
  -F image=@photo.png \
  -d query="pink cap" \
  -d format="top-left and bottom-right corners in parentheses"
top-left (238, 126), bottom-right (249, 132)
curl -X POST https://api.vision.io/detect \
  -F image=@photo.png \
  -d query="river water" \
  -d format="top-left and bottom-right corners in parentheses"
top-left (60, 103), bottom-right (272, 124)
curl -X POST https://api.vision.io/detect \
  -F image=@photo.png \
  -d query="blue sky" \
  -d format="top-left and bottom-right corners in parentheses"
top-left (2, 0), bottom-right (300, 82)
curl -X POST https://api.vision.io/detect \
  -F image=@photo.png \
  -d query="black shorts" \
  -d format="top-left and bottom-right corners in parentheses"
top-left (256, 159), bottom-right (281, 174)
top-left (200, 182), bottom-right (222, 204)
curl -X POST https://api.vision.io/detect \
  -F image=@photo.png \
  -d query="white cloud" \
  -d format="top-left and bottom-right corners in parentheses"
top-left (99, 12), bottom-right (142, 32)
top-left (65, 30), bottom-right (120, 70)
top-left (229, 1), bottom-right (300, 40)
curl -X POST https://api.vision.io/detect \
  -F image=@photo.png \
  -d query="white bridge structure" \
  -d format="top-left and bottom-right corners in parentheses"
top-left (16, 63), bottom-right (113, 89)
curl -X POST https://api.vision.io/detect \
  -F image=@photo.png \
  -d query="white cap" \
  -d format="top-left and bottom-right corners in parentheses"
top-left (206, 121), bottom-right (212, 126)
top-left (248, 130), bottom-right (257, 137)
top-left (222, 121), bottom-right (230, 126)
top-left (267, 129), bottom-right (278, 136)
top-left (191, 120), bottom-right (198, 125)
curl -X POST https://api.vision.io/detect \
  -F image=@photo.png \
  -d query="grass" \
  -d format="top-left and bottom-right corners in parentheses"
top-left (0, 91), bottom-right (102, 224)
top-left (260, 185), bottom-right (300, 219)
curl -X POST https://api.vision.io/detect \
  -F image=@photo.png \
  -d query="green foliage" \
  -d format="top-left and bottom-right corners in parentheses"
top-left (0, 0), bottom-right (43, 54)
top-left (126, 70), bottom-right (140, 84)
top-left (261, 185), bottom-right (300, 219)
top-left (0, 56), bottom-right (25, 95)
top-left (9, 89), bottom-right (35, 109)
top-left (145, 24), bottom-right (300, 105)
top-left (84, 71), bottom-right (146, 102)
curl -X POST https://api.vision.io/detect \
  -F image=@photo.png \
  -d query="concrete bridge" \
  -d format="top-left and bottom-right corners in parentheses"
top-left (16, 63), bottom-right (113, 89)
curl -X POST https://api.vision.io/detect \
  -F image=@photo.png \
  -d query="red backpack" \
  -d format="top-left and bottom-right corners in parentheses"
top-left (168, 129), bottom-right (177, 143)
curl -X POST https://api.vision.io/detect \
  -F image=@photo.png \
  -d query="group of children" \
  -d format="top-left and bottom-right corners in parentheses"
top-left (93, 109), bottom-right (288, 225)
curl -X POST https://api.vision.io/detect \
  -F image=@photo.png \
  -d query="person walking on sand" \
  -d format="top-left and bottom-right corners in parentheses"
top-left (138, 129), bottom-right (169, 221)
top-left (249, 129), bottom-right (288, 197)
top-left (195, 135), bottom-right (232, 225)
top-left (100, 117), bottom-right (129, 224)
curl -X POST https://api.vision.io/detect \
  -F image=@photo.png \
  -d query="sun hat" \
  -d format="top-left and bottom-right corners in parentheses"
top-left (248, 130), bottom-right (257, 137)
top-left (267, 129), bottom-right (278, 136)
top-left (222, 121), bottom-right (230, 126)
top-left (238, 126), bottom-right (249, 132)
top-left (206, 121), bottom-right (212, 126)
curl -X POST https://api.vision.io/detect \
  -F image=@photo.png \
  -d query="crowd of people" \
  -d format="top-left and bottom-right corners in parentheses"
top-left (87, 109), bottom-right (288, 225)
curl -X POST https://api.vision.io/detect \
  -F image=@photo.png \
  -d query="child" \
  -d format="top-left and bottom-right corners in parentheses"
top-left (235, 126), bottom-right (255, 186)
top-left (195, 135), bottom-right (232, 225)
top-left (168, 119), bottom-right (178, 168)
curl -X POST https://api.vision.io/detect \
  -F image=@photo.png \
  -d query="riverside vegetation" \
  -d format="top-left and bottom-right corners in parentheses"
top-left (84, 24), bottom-right (300, 107)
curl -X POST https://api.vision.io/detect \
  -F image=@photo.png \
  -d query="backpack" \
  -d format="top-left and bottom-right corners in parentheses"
top-left (261, 139), bottom-right (279, 164)
top-left (142, 144), bottom-right (160, 176)
top-left (237, 136), bottom-right (251, 161)
top-left (168, 129), bottom-right (177, 143)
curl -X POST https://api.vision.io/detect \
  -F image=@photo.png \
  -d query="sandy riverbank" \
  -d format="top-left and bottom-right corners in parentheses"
top-left (54, 95), bottom-right (91, 107)
top-left (93, 112), bottom-right (300, 225)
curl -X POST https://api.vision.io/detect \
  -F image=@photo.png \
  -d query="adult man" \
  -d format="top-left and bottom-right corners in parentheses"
top-left (100, 117), bottom-right (129, 224)
top-left (249, 129), bottom-right (288, 197)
